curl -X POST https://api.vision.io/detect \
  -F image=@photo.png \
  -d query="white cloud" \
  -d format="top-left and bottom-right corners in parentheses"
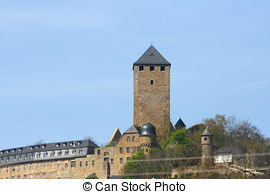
top-left (236, 78), bottom-right (270, 90)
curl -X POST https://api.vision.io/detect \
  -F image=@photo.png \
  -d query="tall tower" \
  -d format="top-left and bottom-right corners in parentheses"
top-left (133, 45), bottom-right (171, 142)
top-left (201, 127), bottom-right (214, 167)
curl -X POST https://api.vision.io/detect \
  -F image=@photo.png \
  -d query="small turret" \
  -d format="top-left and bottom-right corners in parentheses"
top-left (201, 126), bottom-right (214, 167)
top-left (139, 123), bottom-right (158, 153)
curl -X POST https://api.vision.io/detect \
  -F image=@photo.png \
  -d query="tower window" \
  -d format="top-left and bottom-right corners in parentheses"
top-left (126, 147), bottom-right (131, 153)
top-left (150, 80), bottom-right (154, 85)
top-left (127, 136), bottom-right (131, 142)
top-left (150, 66), bottom-right (155, 71)
top-left (160, 66), bottom-right (165, 71)
top-left (204, 137), bottom-right (207, 141)
top-left (119, 147), bottom-right (123, 153)
top-left (139, 66), bottom-right (144, 71)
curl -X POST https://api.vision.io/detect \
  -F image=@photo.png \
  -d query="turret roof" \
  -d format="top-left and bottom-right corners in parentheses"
top-left (133, 45), bottom-right (171, 66)
top-left (201, 127), bottom-right (213, 136)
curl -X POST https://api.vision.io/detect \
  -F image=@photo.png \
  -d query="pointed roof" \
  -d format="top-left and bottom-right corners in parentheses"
top-left (108, 128), bottom-right (121, 143)
top-left (201, 127), bottom-right (213, 136)
top-left (175, 118), bottom-right (186, 129)
top-left (124, 125), bottom-right (140, 134)
top-left (133, 45), bottom-right (171, 67)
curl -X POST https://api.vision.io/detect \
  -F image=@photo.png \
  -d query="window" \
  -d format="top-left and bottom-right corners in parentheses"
top-left (127, 136), bottom-right (131, 142)
top-left (29, 174), bottom-right (33, 179)
top-left (119, 147), bottom-right (123, 153)
top-left (17, 175), bottom-right (21, 179)
top-left (37, 173), bottom-right (40, 178)
top-left (36, 153), bottom-right (41, 158)
top-left (160, 66), bottom-right (165, 71)
top-left (204, 137), bottom-right (207, 141)
top-left (43, 173), bottom-right (47, 177)
top-left (132, 136), bottom-right (135, 142)
top-left (139, 66), bottom-right (144, 71)
top-left (92, 160), bottom-right (95, 166)
top-left (79, 161), bottom-right (82, 167)
top-left (65, 163), bottom-right (68, 168)
top-left (111, 158), bottom-right (114, 164)
top-left (97, 150), bottom-right (100, 155)
top-left (85, 161), bottom-right (88, 166)
top-left (150, 66), bottom-right (155, 71)
top-left (23, 174), bottom-right (27, 179)
top-left (43, 152), bottom-right (48, 157)
top-left (44, 162), bottom-right (47, 168)
top-left (51, 162), bottom-right (54, 168)
top-left (71, 161), bottom-right (76, 168)
top-left (58, 163), bottom-right (61, 169)
top-left (37, 163), bottom-right (40, 169)
top-left (126, 147), bottom-right (131, 153)
top-left (150, 80), bottom-right (154, 85)
top-left (50, 172), bottom-right (55, 177)
top-left (120, 158), bottom-right (124, 164)
top-left (50, 151), bottom-right (55, 157)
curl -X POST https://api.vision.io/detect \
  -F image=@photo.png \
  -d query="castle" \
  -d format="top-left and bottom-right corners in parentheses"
top-left (0, 45), bottom-right (187, 179)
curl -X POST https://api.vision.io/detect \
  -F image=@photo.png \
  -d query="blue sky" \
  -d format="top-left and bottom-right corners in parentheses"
top-left (0, 0), bottom-right (269, 149)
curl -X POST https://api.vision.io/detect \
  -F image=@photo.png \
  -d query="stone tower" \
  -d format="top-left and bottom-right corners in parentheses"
top-left (201, 127), bottom-right (214, 167)
top-left (133, 45), bottom-right (171, 142)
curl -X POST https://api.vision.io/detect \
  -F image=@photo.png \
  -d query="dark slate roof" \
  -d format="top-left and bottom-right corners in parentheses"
top-left (124, 125), bottom-right (140, 134)
top-left (175, 118), bottom-right (186, 129)
top-left (201, 127), bottom-right (213, 136)
top-left (0, 139), bottom-right (99, 158)
top-left (141, 122), bottom-right (156, 137)
top-left (108, 128), bottom-right (121, 143)
top-left (133, 45), bottom-right (171, 67)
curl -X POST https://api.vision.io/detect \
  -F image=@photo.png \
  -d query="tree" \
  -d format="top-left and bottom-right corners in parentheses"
top-left (123, 150), bottom-right (146, 178)
top-left (86, 173), bottom-right (98, 179)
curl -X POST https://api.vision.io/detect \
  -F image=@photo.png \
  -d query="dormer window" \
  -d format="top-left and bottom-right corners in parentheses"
top-left (139, 66), bottom-right (144, 71)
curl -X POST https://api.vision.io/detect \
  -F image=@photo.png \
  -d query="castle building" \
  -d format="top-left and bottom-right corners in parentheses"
top-left (0, 46), bottom-right (171, 179)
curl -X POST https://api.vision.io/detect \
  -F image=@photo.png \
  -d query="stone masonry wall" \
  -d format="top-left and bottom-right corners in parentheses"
top-left (134, 65), bottom-right (171, 142)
